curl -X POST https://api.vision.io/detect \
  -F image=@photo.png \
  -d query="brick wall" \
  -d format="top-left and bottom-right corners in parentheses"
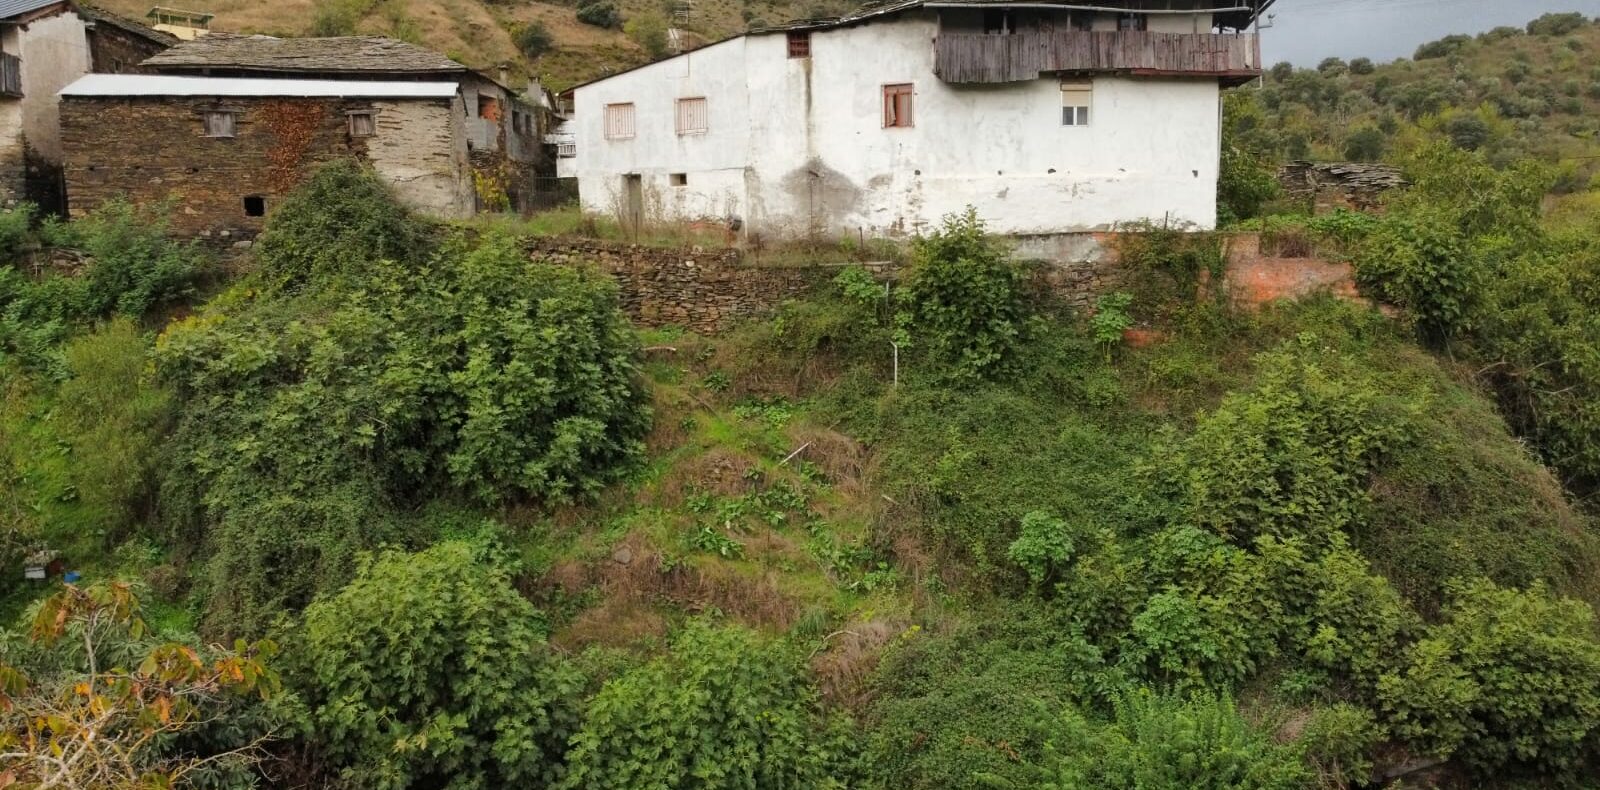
top-left (60, 94), bottom-right (462, 240)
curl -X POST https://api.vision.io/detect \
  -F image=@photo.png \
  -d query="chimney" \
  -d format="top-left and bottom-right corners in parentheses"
top-left (498, 64), bottom-right (511, 87)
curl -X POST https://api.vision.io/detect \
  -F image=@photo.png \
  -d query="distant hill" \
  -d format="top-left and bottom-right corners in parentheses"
top-left (95, 0), bottom-right (842, 89)
top-left (1245, 11), bottom-right (1600, 184)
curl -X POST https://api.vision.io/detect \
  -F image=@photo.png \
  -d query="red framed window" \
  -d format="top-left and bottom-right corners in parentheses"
top-left (882, 83), bottom-right (913, 128)
top-left (787, 31), bottom-right (811, 58)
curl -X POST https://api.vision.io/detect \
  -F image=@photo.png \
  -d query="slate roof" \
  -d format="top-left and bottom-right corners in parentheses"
top-left (80, 5), bottom-right (180, 47)
top-left (142, 33), bottom-right (468, 75)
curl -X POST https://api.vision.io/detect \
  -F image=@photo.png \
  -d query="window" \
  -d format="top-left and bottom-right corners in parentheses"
top-left (477, 94), bottom-right (500, 121)
top-left (883, 83), bottom-right (913, 128)
top-left (202, 110), bottom-right (236, 138)
top-left (983, 9), bottom-right (1015, 34)
top-left (1117, 12), bottom-right (1147, 31)
top-left (1067, 10), bottom-right (1094, 31)
top-left (348, 111), bottom-right (376, 137)
top-left (676, 97), bottom-right (708, 135)
top-left (243, 195), bottom-right (265, 217)
top-left (604, 102), bottom-right (636, 139)
top-left (670, 173), bottom-right (688, 186)
top-left (787, 31), bottom-right (810, 58)
top-left (1061, 80), bottom-right (1091, 126)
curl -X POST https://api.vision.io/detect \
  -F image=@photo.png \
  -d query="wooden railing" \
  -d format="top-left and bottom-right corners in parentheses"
top-left (934, 31), bottom-right (1260, 84)
top-left (0, 53), bottom-right (20, 98)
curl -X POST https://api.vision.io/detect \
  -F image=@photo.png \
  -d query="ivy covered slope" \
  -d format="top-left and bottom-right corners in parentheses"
top-left (8, 151), bottom-right (1600, 789)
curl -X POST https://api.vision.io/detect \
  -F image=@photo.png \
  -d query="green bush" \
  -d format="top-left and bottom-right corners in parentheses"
top-left (576, 0), bottom-right (621, 29)
top-left (297, 541), bottom-right (583, 788)
top-left (0, 203), bottom-right (36, 262)
top-left (1377, 580), bottom-right (1600, 779)
top-left (897, 208), bottom-right (1023, 380)
top-left (517, 20), bottom-right (553, 59)
top-left (252, 159), bottom-right (430, 291)
top-left (1527, 12), bottom-right (1588, 36)
top-left (1218, 92), bottom-right (1280, 225)
top-left (560, 622), bottom-right (848, 789)
top-left (1039, 690), bottom-right (1310, 790)
top-left (863, 609), bottom-right (1111, 789)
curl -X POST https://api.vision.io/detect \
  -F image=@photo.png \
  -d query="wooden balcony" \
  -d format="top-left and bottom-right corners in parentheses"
top-left (934, 31), bottom-right (1260, 86)
top-left (0, 53), bottom-right (20, 98)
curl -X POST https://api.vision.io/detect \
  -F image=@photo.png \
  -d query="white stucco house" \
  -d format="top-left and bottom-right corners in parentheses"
top-left (562, 0), bottom-right (1270, 240)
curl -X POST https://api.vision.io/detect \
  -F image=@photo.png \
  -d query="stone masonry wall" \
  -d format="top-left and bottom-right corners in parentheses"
top-left (60, 95), bottom-right (462, 240)
top-left (528, 232), bottom-right (1357, 335)
top-left (527, 237), bottom-right (835, 333)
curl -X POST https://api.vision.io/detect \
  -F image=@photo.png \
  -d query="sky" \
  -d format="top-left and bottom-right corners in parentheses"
top-left (1260, 0), bottom-right (1600, 65)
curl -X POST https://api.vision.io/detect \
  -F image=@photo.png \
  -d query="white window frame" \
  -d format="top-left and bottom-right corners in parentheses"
top-left (1061, 80), bottom-right (1092, 127)
top-left (675, 96), bottom-right (708, 136)
top-left (604, 102), bottom-right (636, 140)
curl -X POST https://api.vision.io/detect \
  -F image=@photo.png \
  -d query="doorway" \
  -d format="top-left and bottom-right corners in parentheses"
top-left (623, 174), bottom-right (643, 236)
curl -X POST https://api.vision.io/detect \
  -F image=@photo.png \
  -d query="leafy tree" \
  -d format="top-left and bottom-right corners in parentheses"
top-left (1527, 12), bottom-right (1587, 36)
top-left (296, 541), bottom-right (583, 789)
top-left (1268, 61), bottom-right (1293, 82)
top-left (0, 582), bottom-right (280, 789)
top-left (517, 20), bottom-right (553, 59)
top-left (252, 159), bottom-right (430, 291)
top-left (1342, 127), bottom-right (1385, 161)
top-left (1316, 57), bottom-right (1347, 76)
top-left (897, 208), bottom-right (1023, 380)
top-left (1217, 92), bottom-right (1280, 225)
top-left (625, 11), bottom-right (670, 59)
top-left (1378, 581), bottom-right (1600, 779)
top-left (1349, 57), bottom-right (1375, 75)
top-left (1415, 34), bottom-right (1470, 60)
top-left (1446, 114), bottom-right (1491, 151)
top-left (576, 0), bottom-right (621, 29)
top-left (559, 622), bottom-right (848, 789)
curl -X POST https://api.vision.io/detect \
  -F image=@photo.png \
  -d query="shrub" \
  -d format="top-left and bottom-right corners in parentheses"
top-left (56, 319), bottom-right (173, 537)
top-left (298, 541), bottom-right (583, 788)
top-left (1218, 92), bottom-right (1280, 225)
top-left (559, 622), bottom-right (847, 789)
top-left (516, 20), bottom-right (553, 59)
top-left (1445, 115), bottom-right (1490, 151)
top-left (897, 208), bottom-right (1023, 380)
top-left (1342, 127), bottom-right (1385, 161)
top-left (624, 12), bottom-right (669, 58)
top-left (1414, 34), bottom-right (1470, 60)
top-left (252, 159), bottom-right (430, 291)
top-left (0, 203), bottom-right (36, 262)
top-left (1527, 12), bottom-right (1587, 36)
top-left (576, 0), bottom-right (621, 29)
top-left (1039, 690), bottom-right (1310, 790)
top-left (1348, 57), bottom-right (1375, 75)
top-left (1377, 580), bottom-right (1600, 779)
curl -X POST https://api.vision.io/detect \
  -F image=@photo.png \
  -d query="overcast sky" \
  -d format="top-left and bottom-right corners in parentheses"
top-left (1260, 0), bottom-right (1600, 65)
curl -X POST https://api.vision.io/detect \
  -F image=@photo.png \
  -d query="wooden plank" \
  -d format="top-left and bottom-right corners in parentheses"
top-left (935, 31), bottom-right (1261, 84)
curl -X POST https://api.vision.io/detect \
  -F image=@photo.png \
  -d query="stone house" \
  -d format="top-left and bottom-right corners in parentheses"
top-left (564, 0), bottom-right (1270, 241)
top-left (137, 34), bottom-right (549, 211)
top-left (59, 74), bottom-right (472, 239)
top-left (0, 0), bottom-right (175, 211)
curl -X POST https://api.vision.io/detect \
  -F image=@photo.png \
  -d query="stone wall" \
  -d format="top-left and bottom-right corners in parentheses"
top-left (526, 237), bottom-right (837, 333)
top-left (527, 232), bottom-right (1358, 335)
top-left (61, 94), bottom-right (464, 239)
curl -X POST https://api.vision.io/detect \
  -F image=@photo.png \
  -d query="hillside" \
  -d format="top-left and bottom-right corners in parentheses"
top-left (93, 0), bottom-right (841, 88)
top-left (1246, 11), bottom-right (1600, 181)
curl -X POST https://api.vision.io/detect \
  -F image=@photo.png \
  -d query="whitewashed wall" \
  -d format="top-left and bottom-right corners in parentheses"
top-left (573, 10), bottom-right (1222, 238)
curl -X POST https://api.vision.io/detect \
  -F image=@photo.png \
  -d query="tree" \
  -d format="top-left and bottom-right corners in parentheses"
top-left (1269, 61), bottom-right (1293, 82)
top-left (576, 0), bottom-right (621, 29)
top-left (0, 583), bottom-right (280, 789)
top-left (1349, 57), bottom-right (1375, 75)
top-left (1217, 92), bottom-right (1280, 224)
top-left (297, 541), bottom-right (584, 789)
top-left (625, 11), bottom-right (670, 59)
top-left (252, 159), bottom-right (430, 291)
top-left (1343, 127), bottom-right (1386, 161)
top-left (1527, 12), bottom-right (1587, 36)
top-left (897, 208), bottom-right (1023, 381)
top-left (517, 21), bottom-right (553, 59)
top-left (1317, 57), bottom-right (1348, 76)
top-left (1446, 115), bottom-right (1490, 151)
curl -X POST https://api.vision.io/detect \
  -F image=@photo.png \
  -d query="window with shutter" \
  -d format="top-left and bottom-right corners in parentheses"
top-left (883, 83), bottom-right (913, 129)
top-left (604, 102), bottom-right (636, 139)
top-left (676, 97), bottom-right (708, 135)
top-left (203, 111), bottom-right (236, 138)
top-left (1061, 80), bottom-right (1092, 126)
top-left (348, 111), bottom-right (376, 137)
